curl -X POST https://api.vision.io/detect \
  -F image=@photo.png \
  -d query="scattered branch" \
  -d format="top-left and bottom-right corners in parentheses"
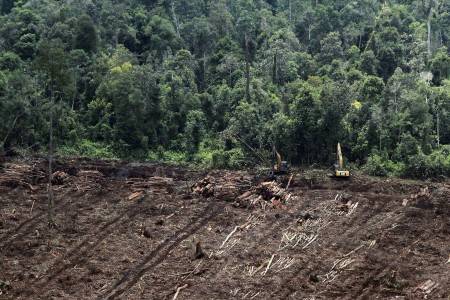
top-left (172, 284), bottom-right (188, 300)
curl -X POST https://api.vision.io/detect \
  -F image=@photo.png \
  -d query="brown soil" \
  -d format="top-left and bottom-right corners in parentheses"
top-left (0, 158), bottom-right (449, 300)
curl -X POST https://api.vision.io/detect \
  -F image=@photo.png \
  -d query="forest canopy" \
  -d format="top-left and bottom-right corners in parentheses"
top-left (0, 0), bottom-right (450, 178)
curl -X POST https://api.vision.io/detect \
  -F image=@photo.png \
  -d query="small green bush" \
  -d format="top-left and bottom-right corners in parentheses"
top-left (211, 148), bottom-right (245, 169)
top-left (365, 153), bottom-right (404, 177)
top-left (162, 151), bottom-right (187, 164)
top-left (401, 149), bottom-right (450, 179)
top-left (58, 140), bottom-right (116, 159)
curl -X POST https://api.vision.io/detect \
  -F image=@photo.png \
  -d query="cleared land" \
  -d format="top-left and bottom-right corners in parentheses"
top-left (0, 158), bottom-right (449, 299)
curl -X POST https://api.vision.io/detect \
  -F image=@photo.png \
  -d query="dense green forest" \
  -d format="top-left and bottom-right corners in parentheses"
top-left (0, 0), bottom-right (450, 177)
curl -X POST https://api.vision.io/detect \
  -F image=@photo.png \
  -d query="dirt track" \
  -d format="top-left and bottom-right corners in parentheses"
top-left (0, 158), bottom-right (449, 299)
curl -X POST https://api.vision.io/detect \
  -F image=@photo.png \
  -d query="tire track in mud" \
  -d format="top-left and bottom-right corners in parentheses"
top-left (97, 201), bottom-right (224, 300)
top-left (33, 197), bottom-right (150, 291)
top-left (0, 190), bottom-right (91, 250)
top-left (268, 190), bottom-right (409, 299)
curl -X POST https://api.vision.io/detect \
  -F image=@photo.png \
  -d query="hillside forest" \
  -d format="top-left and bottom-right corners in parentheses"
top-left (1, 0), bottom-right (450, 178)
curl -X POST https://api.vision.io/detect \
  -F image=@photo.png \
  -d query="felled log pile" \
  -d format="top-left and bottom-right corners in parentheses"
top-left (127, 176), bottom-right (174, 189)
top-left (52, 171), bottom-right (70, 185)
top-left (235, 181), bottom-right (296, 209)
top-left (0, 163), bottom-right (45, 190)
top-left (403, 186), bottom-right (433, 209)
top-left (192, 172), bottom-right (296, 209)
top-left (127, 176), bottom-right (175, 195)
top-left (73, 170), bottom-right (106, 191)
top-left (192, 172), bottom-right (253, 201)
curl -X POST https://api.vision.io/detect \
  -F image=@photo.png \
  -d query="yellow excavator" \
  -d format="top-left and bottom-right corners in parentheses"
top-left (334, 143), bottom-right (350, 178)
top-left (272, 147), bottom-right (289, 175)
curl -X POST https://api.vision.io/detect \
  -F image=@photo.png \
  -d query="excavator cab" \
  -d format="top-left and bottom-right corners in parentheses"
top-left (334, 143), bottom-right (350, 178)
top-left (269, 147), bottom-right (289, 179)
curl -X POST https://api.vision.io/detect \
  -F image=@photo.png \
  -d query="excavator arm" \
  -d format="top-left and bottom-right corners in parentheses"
top-left (337, 143), bottom-right (344, 169)
top-left (335, 143), bottom-right (350, 177)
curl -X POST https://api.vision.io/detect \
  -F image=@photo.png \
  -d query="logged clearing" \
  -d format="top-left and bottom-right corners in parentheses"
top-left (0, 158), bottom-right (449, 300)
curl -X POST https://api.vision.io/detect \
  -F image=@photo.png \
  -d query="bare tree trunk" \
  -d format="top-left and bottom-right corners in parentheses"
top-left (202, 51), bottom-right (207, 91)
top-left (437, 109), bottom-right (440, 147)
top-left (1, 113), bottom-right (21, 149)
top-left (48, 89), bottom-right (55, 227)
top-left (427, 16), bottom-right (432, 56)
top-left (272, 51), bottom-right (278, 84)
top-left (245, 59), bottom-right (250, 102)
top-left (171, 1), bottom-right (180, 38)
top-left (245, 34), bottom-right (251, 102)
top-left (288, 0), bottom-right (292, 24)
top-left (379, 130), bottom-right (382, 152)
top-left (427, 0), bottom-right (435, 57)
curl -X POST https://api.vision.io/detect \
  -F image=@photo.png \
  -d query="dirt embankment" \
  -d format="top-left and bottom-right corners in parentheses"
top-left (0, 158), bottom-right (449, 299)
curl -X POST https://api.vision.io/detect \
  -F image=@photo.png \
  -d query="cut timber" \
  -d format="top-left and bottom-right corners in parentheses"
top-left (0, 163), bottom-right (46, 189)
top-left (235, 181), bottom-right (297, 209)
top-left (128, 191), bottom-right (144, 201)
top-left (172, 284), bottom-right (188, 300)
top-left (192, 172), bottom-right (253, 201)
top-left (52, 171), bottom-right (69, 185)
top-left (416, 279), bottom-right (439, 295)
top-left (128, 176), bottom-right (174, 189)
top-left (78, 170), bottom-right (104, 178)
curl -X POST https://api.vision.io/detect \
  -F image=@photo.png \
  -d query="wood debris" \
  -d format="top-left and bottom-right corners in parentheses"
top-left (0, 163), bottom-right (45, 190)
top-left (52, 171), bottom-right (69, 185)
top-left (128, 191), bottom-right (144, 201)
top-left (235, 181), bottom-right (297, 209)
top-left (415, 279), bottom-right (439, 295)
top-left (127, 176), bottom-right (174, 189)
top-left (403, 187), bottom-right (433, 209)
top-left (172, 284), bottom-right (188, 300)
top-left (192, 172), bottom-right (252, 201)
top-left (78, 170), bottom-right (104, 178)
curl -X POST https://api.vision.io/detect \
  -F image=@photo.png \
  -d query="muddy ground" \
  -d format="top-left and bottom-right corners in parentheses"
top-left (0, 158), bottom-right (449, 299)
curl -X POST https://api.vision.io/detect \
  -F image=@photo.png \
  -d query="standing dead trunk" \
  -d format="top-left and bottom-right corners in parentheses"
top-left (436, 106), bottom-right (440, 148)
top-left (426, 0), bottom-right (436, 57)
top-left (272, 51), bottom-right (278, 84)
top-left (245, 34), bottom-right (251, 102)
top-left (288, 0), bottom-right (292, 23)
top-left (201, 51), bottom-right (207, 92)
top-left (427, 15), bottom-right (432, 57)
top-left (1, 113), bottom-right (21, 150)
top-left (48, 88), bottom-right (55, 227)
top-left (245, 59), bottom-right (250, 102)
top-left (308, 24), bottom-right (312, 42)
top-left (171, 1), bottom-right (180, 38)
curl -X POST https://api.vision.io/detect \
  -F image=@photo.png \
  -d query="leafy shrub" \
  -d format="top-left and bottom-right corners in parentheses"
top-left (365, 153), bottom-right (404, 177)
top-left (164, 151), bottom-right (187, 164)
top-left (211, 148), bottom-right (245, 169)
top-left (401, 148), bottom-right (450, 179)
top-left (58, 139), bottom-right (116, 159)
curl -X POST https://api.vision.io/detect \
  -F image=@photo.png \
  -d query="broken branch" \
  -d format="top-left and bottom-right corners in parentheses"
top-left (172, 284), bottom-right (188, 300)
top-left (220, 226), bottom-right (239, 249)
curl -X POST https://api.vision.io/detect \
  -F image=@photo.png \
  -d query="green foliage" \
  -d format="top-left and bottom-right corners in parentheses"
top-left (0, 51), bottom-right (22, 70)
top-left (58, 140), bottom-right (116, 159)
top-left (365, 153), bottom-right (404, 177)
top-left (0, 0), bottom-right (449, 179)
top-left (74, 15), bottom-right (98, 53)
top-left (402, 148), bottom-right (450, 179)
top-left (211, 148), bottom-right (245, 169)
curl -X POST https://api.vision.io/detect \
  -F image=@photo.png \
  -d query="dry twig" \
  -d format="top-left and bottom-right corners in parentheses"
top-left (172, 284), bottom-right (188, 300)
top-left (263, 254), bottom-right (275, 275)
